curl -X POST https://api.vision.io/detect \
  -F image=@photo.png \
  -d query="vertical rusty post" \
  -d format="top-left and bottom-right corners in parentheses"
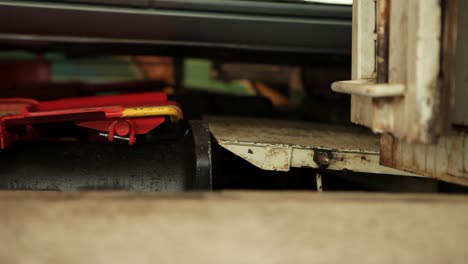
top-left (438, 0), bottom-right (458, 134)
top-left (376, 0), bottom-right (390, 84)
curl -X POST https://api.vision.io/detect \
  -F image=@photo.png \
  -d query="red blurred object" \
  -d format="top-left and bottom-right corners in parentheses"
top-left (0, 92), bottom-right (182, 149)
top-left (0, 57), bottom-right (51, 87)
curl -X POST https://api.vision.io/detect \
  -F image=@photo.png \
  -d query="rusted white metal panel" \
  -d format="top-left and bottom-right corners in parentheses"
top-left (378, 0), bottom-right (468, 186)
top-left (332, 0), bottom-right (466, 184)
top-left (208, 117), bottom-right (420, 177)
top-left (334, 0), bottom-right (445, 144)
top-left (350, 0), bottom-right (376, 127)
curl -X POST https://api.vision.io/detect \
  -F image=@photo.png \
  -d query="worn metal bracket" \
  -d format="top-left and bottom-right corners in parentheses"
top-left (208, 117), bottom-right (422, 177)
top-left (218, 141), bottom-right (419, 176)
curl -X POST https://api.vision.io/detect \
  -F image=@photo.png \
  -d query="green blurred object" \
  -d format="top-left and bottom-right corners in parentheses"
top-left (50, 55), bottom-right (143, 84)
top-left (183, 59), bottom-right (254, 96)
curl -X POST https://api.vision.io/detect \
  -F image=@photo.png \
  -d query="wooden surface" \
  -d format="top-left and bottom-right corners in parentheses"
top-left (1, 191), bottom-right (468, 264)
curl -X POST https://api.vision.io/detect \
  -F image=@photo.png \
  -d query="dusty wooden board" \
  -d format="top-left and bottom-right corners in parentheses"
top-left (1, 191), bottom-right (468, 264)
top-left (208, 117), bottom-right (419, 176)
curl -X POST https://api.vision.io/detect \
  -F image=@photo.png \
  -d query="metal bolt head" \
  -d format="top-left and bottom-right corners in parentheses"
top-left (313, 151), bottom-right (331, 168)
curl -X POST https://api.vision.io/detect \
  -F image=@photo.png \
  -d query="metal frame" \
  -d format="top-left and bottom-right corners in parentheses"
top-left (0, 0), bottom-right (351, 55)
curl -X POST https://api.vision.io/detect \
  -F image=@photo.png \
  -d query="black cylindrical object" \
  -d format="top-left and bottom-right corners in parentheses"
top-left (0, 121), bottom-right (211, 191)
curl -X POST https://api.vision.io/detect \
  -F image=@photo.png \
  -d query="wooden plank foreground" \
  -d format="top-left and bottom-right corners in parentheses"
top-left (1, 191), bottom-right (468, 264)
